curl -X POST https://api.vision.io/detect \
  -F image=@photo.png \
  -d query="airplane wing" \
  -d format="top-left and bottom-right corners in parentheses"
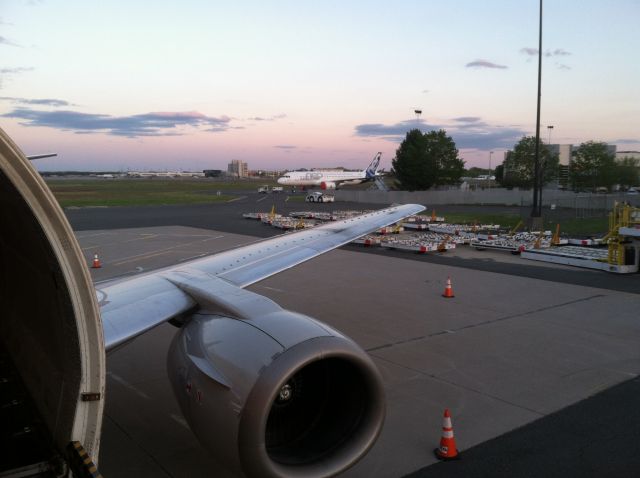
top-left (98, 203), bottom-right (425, 350)
top-left (26, 153), bottom-right (57, 160)
top-left (1, 122), bottom-right (419, 477)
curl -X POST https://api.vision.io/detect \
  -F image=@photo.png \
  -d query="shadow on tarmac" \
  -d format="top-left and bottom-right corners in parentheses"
top-left (406, 377), bottom-right (640, 478)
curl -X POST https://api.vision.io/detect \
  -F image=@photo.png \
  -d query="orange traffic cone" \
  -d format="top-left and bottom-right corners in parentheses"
top-left (431, 209), bottom-right (437, 221)
top-left (434, 409), bottom-right (459, 460)
top-left (91, 254), bottom-right (102, 269)
top-left (442, 277), bottom-right (455, 298)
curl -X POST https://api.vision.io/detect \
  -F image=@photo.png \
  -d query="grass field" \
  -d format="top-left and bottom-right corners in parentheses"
top-left (426, 212), bottom-right (608, 237)
top-left (46, 178), bottom-right (255, 207)
top-left (46, 178), bottom-right (610, 236)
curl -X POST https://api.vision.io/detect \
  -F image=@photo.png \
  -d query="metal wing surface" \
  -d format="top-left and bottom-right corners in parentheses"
top-left (98, 203), bottom-right (425, 350)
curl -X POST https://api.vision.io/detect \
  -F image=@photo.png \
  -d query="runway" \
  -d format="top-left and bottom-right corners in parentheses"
top-left (67, 198), bottom-right (640, 477)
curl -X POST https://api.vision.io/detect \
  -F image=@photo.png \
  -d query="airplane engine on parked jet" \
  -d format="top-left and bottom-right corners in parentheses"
top-left (320, 181), bottom-right (336, 190)
top-left (167, 310), bottom-right (385, 478)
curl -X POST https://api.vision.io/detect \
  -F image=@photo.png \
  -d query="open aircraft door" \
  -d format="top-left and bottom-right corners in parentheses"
top-left (0, 127), bottom-right (105, 473)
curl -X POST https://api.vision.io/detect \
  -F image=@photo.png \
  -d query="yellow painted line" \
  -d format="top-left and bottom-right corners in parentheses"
top-left (111, 235), bottom-right (225, 266)
top-left (112, 249), bottom-right (175, 266)
top-left (75, 232), bottom-right (111, 239)
top-left (81, 233), bottom-right (158, 251)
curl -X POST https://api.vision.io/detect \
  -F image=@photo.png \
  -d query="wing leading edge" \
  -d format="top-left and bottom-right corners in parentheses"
top-left (98, 203), bottom-right (425, 350)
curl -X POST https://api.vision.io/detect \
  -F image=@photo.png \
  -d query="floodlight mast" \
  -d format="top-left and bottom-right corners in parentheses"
top-left (532, 0), bottom-right (543, 218)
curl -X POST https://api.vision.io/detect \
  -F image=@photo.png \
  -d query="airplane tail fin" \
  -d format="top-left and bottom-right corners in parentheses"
top-left (365, 152), bottom-right (382, 179)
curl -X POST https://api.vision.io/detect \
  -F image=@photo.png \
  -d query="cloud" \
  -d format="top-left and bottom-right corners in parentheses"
top-left (448, 125), bottom-right (528, 149)
top-left (0, 67), bottom-right (34, 75)
top-left (0, 67), bottom-right (34, 89)
top-left (615, 138), bottom-right (640, 145)
top-left (354, 117), bottom-right (529, 150)
top-left (465, 59), bottom-right (507, 69)
top-left (549, 48), bottom-right (571, 56)
top-left (556, 63), bottom-right (571, 70)
top-left (520, 47), bottom-right (572, 57)
top-left (453, 116), bottom-right (482, 124)
top-left (422, 89), bottom-right (430, 94)
top-left (520, 47), bottom-right (538, 56)
top-left (0, 96), bottom-right (71, 107)
top-left (355, 119), bottom-right (441, 138)
top-left (247, 113), bottom-right (287, 121)
top-left (2, 108), bottom-right (233, 137)
top-left (0, 36), bottom-right (20, 47)
top-left (274, 144), bottom-right (296, 153)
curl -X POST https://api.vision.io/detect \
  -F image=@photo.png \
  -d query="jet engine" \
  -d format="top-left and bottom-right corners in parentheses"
top-left (167, 309), bottom-right (385, 478)
top-left (320, 181), bottom-right (336, 190)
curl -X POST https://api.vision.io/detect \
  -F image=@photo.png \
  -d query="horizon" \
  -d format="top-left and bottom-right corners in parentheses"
top-left (2, 1), bottom-right (639, 172)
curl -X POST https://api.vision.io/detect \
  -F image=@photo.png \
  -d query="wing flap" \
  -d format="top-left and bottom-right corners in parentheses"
top-left (99, 276), bottom-right (196, 350)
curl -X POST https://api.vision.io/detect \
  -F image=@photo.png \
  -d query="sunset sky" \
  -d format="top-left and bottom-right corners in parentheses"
top-left (1, 0), bottom-right (639, 172)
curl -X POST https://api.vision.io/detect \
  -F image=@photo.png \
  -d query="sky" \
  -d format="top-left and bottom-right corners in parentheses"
top-left (1, 0), bottom-right (639, 172)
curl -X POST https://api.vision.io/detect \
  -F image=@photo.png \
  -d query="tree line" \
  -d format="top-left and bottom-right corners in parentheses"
top-left (391, 129), bottom-right (639, 191)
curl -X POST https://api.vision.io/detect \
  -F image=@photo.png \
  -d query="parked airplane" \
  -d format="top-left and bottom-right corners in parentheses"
top-left (277, 152), bottom-right (382, 190)
top-left (0, 128), bottom-right (424, 478)
top-left (127, 171), bottom-right (205, 178)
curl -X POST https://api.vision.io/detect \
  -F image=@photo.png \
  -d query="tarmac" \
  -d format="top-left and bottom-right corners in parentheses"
top-left (67, 193), bottom-right (640, 477)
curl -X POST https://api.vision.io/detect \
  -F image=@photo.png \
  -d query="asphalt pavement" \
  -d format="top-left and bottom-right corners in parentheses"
top-left (66, 193), bottom-right (640, 295)
top-left (66, 194), bottom-right (640, 478)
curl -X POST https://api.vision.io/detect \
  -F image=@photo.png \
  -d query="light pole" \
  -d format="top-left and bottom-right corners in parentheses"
top-left (488, 151), bottom-right (493, 190)
top-left (547, 125), bottom-right (554, 144)
top-left (531, 0), bottom-right (543, 220)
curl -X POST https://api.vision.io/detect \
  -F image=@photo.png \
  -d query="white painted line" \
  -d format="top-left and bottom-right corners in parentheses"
top-left (227, 195), bottom-right (247, 203)
top-left (170, 414), bottom-right (190, 429)
top-left (107, 373), bottom-right (151, 399)
top-left (258, 285), bottom-right (285, 293)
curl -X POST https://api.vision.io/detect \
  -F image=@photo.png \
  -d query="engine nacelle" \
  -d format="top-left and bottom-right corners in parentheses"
top-left (167, 310), bottom-right (385, 478)
top-left (320, 181), bottom-right (336, 190)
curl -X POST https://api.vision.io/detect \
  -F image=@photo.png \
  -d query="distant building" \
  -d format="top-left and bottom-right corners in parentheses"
top-left (546, 144), bottom-right (574, 188)
top-left (616, 151), bottom-right (640, 161)
top-left (250, 170), bottom-right (287, 179)
top-left (503, 143), bottom-right (618, 188)
top-left (227, 160), bottom-right (248, 178)
top-left (203, 169), bottom-right (223, 177)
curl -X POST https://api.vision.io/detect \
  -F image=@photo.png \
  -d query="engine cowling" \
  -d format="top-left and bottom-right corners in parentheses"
top-left (320, 181), bottom-right (336, 190)
top-left (167, 310), bottom-right (385, 478)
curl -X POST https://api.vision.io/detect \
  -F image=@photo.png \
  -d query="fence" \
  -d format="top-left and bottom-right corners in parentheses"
top-left (335, 188), bottom-right (640, 218)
